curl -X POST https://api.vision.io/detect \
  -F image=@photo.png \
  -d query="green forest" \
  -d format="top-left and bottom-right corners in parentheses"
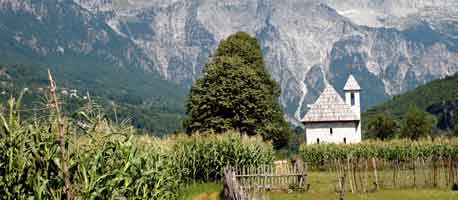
top-left (363, 72), bottom-right (458, 138)
top-left (0, 63), bottom-right (185, 136)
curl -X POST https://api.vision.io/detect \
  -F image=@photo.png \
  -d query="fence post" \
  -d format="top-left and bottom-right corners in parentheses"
top-left (433, 156), bottom-right (438, 187)
top-left (347, 157), bottom-right (355, 193)
top-left (358, 159), bottom-right (364, 192)
top-left (363, 159), bottom-right (368, 193)
top-left (304, 161), bottom-right (309, 191)
top-left (224, 162), bottom-right (313, 199)
top-left (393, 160), bottom-right (397, 188)
top-left (372, 158), bottom-right (378, 191)
top-left (448, 157), bottom-right (453, 186)
top-left (339, 175), bottom-right (345, 200)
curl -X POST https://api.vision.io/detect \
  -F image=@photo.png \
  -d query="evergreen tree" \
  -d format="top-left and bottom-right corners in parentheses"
top-left (184, 32), bottom-right (291, 148)
top-left (401, 105), bottom-right (436, 140)
top-left (367, 113), bottom-right (397, 140)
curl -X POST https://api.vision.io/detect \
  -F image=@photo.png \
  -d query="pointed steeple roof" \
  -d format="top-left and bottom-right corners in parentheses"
top-left (344, 75), bottom-right (361, 91)
top-left (302, 84), bottom-right (359, 123)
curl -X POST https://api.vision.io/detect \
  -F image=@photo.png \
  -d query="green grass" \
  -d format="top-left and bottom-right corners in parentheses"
top-left (181, 172), bottom-right (458, 200)
top-left (268, 189), bottom-right (458, 200)
top-left (268, 171), bottom-right (457, 200)
top-left (179, 182), bottom-right (223, 200)
top-left (269, 189), bottom-right (458, 200)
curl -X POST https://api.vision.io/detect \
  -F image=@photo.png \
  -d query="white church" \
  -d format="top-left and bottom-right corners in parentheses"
top-left (301, 75), bottom-right (362, 144)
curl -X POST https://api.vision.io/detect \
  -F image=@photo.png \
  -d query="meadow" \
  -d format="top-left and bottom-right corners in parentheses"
top-left (183, 139), bottom-right (458, 199)
top-left (183, 173), bottom-right (458, 200)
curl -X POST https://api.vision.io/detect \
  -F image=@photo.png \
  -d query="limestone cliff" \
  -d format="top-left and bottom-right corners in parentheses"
top-left (4, 0), bottom-right (458, 123)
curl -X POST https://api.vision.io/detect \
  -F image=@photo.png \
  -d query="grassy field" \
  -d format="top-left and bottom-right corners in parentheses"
top-left (268, 189), bottom-right (458, 200)
top-left (179, 182), bottom-right (222, 200)
top-left (182, 171), bottom-right (458, 200)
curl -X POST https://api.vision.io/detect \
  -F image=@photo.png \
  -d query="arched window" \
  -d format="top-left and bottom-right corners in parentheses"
top-left (316, 138), bottom-right (320, 144)
top-left (330, 128), bottom-right (333, 135)
top-left (343, 137), bottom-right (347, 144)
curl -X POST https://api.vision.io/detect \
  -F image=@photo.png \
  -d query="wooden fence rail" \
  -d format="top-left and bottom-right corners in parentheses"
top-left (224, 157), bottom-right (458, 200)
top-left (330, 156), bottom-right (458, 195)
top-left (224, 161), bottom-right (309, 200)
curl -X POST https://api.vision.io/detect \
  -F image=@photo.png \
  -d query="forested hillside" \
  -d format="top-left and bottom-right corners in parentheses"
top-left (0, 64), bottom-right (185, 135)
top-left (364, 72), bottom-right (458, 132)
top-left (0, 0), bottom-right (186, 135)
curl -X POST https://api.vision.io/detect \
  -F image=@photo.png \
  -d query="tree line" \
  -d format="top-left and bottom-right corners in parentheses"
top-left (367, 105), bottom-right (438, 140)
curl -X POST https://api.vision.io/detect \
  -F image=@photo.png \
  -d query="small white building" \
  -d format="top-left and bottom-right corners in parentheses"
top-left (301, 75), bottom-right (362, 144)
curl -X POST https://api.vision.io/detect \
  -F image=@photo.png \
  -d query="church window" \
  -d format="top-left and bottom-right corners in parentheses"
top-left (343, 137), bottom-right (347, 144)
top-left (351, 93), bottom-right (355, 106)
top-left (316, 138), bottom-right (320, 144)
top-left (330, 128), bottom-right (333, 135)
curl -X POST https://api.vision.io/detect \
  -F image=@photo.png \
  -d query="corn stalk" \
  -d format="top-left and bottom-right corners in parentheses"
top-left (47, 70), bottom-right (72, 200)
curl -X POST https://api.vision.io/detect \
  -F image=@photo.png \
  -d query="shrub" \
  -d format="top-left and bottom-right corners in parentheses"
top-left (367, 113), bottom-right (398, 140)
top-left (401, 105), bottom-right (437, 140)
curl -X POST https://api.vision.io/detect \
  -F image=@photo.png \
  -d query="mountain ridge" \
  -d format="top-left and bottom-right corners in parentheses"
top-left (1, 0), bottom-right (458, 127)
top-left (73, 0), bottom-right (458, 120)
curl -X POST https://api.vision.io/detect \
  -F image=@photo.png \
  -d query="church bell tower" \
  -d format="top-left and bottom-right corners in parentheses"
top-left (344, 74), bottom-right (361, 140)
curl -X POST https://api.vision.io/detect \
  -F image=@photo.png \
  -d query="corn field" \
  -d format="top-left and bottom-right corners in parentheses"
top-left (0, 94), bottom-right (274, 199)
top-left (300, 140), bottom-right (458, 192)
top-left (300, 139), bottom-right (458, 168)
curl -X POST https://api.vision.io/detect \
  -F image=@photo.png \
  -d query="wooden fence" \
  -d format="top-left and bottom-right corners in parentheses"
top-left (330, 157), bottom-right (458, 196)
top-left (223, 161), bottom-right (309, 200)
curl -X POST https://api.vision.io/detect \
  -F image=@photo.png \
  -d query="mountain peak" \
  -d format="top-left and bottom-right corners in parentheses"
top-left (1, 0), bottom-right (458, 124)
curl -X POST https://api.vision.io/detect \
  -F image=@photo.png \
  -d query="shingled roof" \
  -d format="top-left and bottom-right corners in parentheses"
top-left (302, 84), bottom-right (359, 123)
top-left (343, 75), bottom-right (361, 91)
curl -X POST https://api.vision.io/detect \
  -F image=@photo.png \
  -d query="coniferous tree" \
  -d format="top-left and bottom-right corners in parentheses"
top-left (184, 32), bottom-right (291, 148)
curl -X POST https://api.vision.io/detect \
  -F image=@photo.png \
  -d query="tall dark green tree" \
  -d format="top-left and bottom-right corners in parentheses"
top-left (401, 105), bottom-right (436, 140)
top-left (184, 32), bottom-right (291, 148)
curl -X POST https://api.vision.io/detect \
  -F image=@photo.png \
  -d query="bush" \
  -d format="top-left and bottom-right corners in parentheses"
top-left (367, 113), bottom-right (398, 140)
top-left (401, 105), bottom-right (436, 140)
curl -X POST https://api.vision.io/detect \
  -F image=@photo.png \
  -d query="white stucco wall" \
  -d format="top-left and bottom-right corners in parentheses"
top-left (345, 91), bottom-right (361, 118)
top-left (305, 122), bottom-right (361, 144)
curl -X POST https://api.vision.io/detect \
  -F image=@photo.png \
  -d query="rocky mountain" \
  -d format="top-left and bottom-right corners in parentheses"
top-left (323, 0), bottom-right (458, 28)
top-left (0, 0), bottom-right (155, 70)
top-left (2, 0), bottom-right (458, 126)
